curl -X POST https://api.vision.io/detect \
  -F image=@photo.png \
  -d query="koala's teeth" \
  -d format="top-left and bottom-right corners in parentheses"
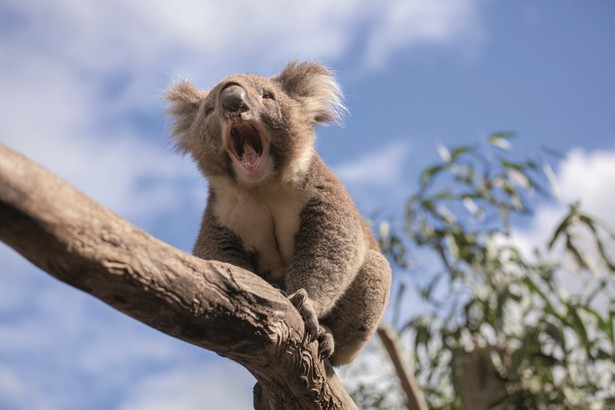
top-left (241, 142), bottom-right (260, 168)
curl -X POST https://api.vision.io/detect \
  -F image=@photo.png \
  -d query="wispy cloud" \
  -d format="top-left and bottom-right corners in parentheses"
top-left (0, 0), bottom-right (483, 219)
top-left (0, 26), bottom-right (203, 223)
top-left (364, 0), bottom-right (483, 69)
top-left (334, 140), bottom-right (414, 215)
top-left (118, 362), bottom-right (254, 410)
top-left (0, 0), bottom-right (483, 225)
top-left (336, 141), bottom-right (412, 186)
top-left (2, 0), bottom-right (484, 94)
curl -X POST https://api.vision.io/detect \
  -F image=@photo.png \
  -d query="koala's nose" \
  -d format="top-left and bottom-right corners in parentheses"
top-left (220, 84), bottom-right (249, 114)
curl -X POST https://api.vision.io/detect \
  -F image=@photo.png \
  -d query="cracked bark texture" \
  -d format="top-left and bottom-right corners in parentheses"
top-left (0, 144), bottom-right (357, 409)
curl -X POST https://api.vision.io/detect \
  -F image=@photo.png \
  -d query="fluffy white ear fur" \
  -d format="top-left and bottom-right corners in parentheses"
top-left (165, 80), bottom-right (208, 152)
top-left (275, 61), bottom-right (346, 125)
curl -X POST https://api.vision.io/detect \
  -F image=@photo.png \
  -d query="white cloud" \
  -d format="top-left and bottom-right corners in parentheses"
top-left (513, 148), bottom-right (615, 254)
top-left (0, 0), bottom-right (482, 219)
top-left (2, 1), bottom-right (483, 81)
top-left (333, 141), bottom-right (414, 215)
top-left (336, 141), bottom-right (412, 186)
top-left (557, 148), bottom-right (615, 227)
top-left (510, 148), bottom-right (615, 312)
top-left (133, 0), bottom-right (482, 71)
top-left (364, 0), bottom-right (483, 69)
top-left (119, 362), bottom-right (254, 410)
top-left (0, 28), bottom-right (202, 223)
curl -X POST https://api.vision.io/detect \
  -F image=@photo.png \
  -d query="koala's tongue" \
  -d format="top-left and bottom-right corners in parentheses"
top-left (241, 141), bottom-right (259, 168)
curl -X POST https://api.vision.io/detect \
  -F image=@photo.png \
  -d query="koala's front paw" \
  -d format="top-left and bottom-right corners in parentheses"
top-left (288, 289), bottom-right (335, 360)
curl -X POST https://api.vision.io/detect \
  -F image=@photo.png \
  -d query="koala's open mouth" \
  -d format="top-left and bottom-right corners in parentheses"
top-left (230, 124), bottom-right (262, 165)
top-left (224, 121), bottom-right (270, 182)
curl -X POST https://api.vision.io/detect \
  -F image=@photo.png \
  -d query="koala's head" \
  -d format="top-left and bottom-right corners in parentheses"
top-left (166, 61), bottom-right (344, 185)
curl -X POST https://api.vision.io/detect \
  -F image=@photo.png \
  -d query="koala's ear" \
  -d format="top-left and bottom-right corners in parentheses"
top-left (275, 61), bottom-right (346, 125)
top-left (165, 80), bottom-right (208, 151)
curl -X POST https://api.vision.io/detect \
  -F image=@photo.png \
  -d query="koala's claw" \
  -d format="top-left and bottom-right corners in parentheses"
top-left (316, 327), bottom-right (335, 360)
top-left (288, 289), bottom-right (335, 359)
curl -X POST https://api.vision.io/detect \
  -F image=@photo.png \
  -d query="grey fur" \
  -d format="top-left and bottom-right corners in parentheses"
top-left (165, 61), bottom-right (391, 366)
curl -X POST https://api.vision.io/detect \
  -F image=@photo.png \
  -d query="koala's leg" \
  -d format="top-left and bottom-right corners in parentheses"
top-left (322, 250), bottom-right (391, 366)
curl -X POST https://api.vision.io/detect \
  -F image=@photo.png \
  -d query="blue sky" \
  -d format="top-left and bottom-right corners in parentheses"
top-left (1, 1), bottom-right (614, 409)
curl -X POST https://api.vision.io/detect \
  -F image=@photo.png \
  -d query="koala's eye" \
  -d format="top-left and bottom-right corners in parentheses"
top-left (262, 91), bottom-right (275, 100)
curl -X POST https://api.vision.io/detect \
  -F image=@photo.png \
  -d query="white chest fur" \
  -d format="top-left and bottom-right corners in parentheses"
top-left (210, 177), bottom-right (307, 278)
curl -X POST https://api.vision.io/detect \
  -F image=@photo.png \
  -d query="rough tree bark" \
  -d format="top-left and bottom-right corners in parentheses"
top-left (0, 144), bottom-right (357, 409)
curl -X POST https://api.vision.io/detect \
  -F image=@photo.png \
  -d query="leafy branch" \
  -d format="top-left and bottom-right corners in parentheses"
top-left (378, 134), bottom-right (614, 409)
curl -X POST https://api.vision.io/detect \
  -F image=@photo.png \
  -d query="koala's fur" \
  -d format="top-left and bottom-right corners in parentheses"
top-left (166, 61), bottom-right (391, 366)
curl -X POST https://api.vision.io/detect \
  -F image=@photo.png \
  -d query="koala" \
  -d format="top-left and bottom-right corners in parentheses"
top-left (165, 61), bottom-right (391, 366)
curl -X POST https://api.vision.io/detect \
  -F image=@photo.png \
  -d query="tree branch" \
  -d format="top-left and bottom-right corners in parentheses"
top-left (0, 144), bottom-right (356, 409)
top-left (377, 326), bottom-right (428, 410)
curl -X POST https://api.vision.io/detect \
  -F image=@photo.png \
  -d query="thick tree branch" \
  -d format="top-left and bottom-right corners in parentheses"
top-left (0, 144), bottom-right (356, 409)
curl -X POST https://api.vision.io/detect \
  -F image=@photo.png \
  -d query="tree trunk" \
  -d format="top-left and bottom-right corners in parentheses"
top-left (0, 144), bottom-right (357, 409)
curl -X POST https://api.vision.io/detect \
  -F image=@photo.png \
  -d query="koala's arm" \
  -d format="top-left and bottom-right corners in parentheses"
top-left (192, 201), bottom-right (254, 273)
top-left (286, 192), bottom-right (367, 318)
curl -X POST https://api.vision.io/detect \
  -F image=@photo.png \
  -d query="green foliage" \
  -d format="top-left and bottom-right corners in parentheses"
top-left (379, 134), bottom-right (615, 409)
